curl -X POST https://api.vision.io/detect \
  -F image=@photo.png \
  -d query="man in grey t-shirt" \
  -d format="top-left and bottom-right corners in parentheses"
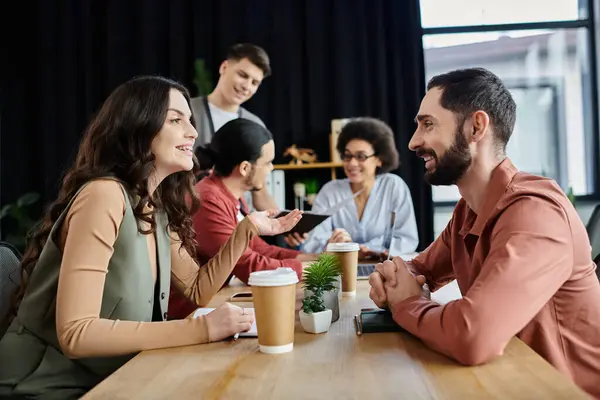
top-left (190, 43), bottom-right (278, 213)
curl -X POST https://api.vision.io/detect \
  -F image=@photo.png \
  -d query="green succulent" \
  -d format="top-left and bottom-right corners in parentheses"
top-left (301, 253), bottom-right (341, 314)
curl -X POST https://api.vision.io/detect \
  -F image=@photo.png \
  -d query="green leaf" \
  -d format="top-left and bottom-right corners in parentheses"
top-left (302, 294), bottom-right (326, 313)
top-left (0, 204), bottom-right (12, 219)
top-left (17, 192), bottom-right (40, 207)
top-left (193, 58), bottom-right (213, 96)
top-left (303, 178), bottom-right (319, 194)
top-left (10, 207), bottom-right (22, 219)
top-left (301, 253), bottom-right (341, 312)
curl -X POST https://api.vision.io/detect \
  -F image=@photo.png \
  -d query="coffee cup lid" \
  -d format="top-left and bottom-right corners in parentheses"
top-left (326, 242), bottom-right (360, 252)
top-left (248, 267), bottom-right (299, 287)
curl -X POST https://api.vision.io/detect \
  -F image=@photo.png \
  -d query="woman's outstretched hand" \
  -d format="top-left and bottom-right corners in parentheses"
top-left (248, 209), bottom-right (303, 236)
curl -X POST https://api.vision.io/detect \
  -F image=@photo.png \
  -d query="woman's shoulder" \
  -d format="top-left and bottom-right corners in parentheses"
top-left (376, 174), bottom-right (412, 203)
top-left (319, 178), bottom-right (350, 193)
top-left (59, 178), bottom-right (128, 247)
top-left (79, 178), bottom-right (126, 198)
top-left (71, 178), bottom-right (127, 213)
top-left (378, 173), bottom-right (409, 189)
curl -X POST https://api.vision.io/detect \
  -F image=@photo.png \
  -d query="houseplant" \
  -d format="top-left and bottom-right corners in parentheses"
top-left (0, 192), bottom-right (40, 252)
top-left (566, 184), bottom-right (576, 206)
top-left (300, 254), bottom-right (341, 333)
top-left (193, 58), bottom-right (213, 97)
top-left (304, 178), bottom-right (319, 207)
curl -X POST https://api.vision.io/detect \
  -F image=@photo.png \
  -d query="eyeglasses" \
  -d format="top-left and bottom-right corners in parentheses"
top-left (342, 152), bottom-right (377, 162)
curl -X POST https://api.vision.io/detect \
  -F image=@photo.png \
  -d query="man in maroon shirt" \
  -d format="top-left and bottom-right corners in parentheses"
top-left (369, 68), bottom-right (600, 398)
top-left (169, 119), bottom-right (319, 319)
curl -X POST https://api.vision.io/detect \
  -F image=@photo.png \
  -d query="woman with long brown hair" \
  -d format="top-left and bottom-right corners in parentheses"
top-left (0, 75), bottom-right (301, 398)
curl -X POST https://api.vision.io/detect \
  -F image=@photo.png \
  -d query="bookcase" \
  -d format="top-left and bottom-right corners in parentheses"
top-left (267, 119), bottom-right (350, 210)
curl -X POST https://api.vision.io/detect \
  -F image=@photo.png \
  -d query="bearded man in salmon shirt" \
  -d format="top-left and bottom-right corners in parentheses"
top-left (369, 67), bottom-right (600, 399)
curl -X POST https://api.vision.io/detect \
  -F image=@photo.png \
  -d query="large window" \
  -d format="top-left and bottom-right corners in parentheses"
top-left (419, 0), bottom-right (599, 236)
top-left (420, 0), bottom-right (587, 28)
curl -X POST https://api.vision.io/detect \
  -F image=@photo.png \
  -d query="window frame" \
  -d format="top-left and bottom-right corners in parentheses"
top-left (419, 0), bottom-right (600, 202)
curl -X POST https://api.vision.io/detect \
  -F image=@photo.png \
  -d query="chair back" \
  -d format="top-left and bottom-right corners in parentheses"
top-left (587, 204), bottom-right (600, 263)
top-left (0, 241), bottom-right (21, 337)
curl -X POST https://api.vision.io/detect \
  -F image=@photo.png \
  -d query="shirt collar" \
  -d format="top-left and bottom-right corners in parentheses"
top-left (207, 173), bottom-right (238, 205)
top-left (205, 173), bottom-right (249, 214)
top-left (459, 158), bottom-right (519, 237)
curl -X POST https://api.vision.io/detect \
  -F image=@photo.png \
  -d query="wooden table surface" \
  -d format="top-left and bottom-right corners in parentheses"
top-left (84, 280), bottom-right (589, 400)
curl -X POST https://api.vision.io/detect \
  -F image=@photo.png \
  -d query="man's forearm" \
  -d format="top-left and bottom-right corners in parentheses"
top-left (251, 187), bottom-right (278, 211)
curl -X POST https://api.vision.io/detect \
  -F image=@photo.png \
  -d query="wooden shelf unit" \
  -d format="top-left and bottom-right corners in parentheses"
top-left (273, 162), bottom-right (343, 179)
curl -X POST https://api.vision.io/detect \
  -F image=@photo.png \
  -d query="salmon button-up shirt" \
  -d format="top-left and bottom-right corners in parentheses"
top-left (393, 158), bottom-right (600, 399)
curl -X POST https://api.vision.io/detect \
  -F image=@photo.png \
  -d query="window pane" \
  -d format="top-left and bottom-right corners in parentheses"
top-left (420, 0), bottom-right (587, 28)
top-left (423, 28), bottom-right (594, 202)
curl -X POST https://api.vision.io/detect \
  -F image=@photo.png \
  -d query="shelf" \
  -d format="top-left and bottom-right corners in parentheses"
top-left (273, 162), bottom-right (343, 170)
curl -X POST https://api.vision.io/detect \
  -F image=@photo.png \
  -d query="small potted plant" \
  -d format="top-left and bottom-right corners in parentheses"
top-left (303, 253), bottom-right (342, 321)
top-left (192, 58), bottom-right (213, 96)
top-left (0, 192), bottom-right (40, 253)
top-left (300, 254), bottom-right (341, 333)
top-left (304, 178), bottom-right (319, 207)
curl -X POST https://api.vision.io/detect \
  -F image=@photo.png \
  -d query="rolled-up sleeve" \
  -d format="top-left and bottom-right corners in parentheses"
top-left (391, 196), bottom-right (573, 366)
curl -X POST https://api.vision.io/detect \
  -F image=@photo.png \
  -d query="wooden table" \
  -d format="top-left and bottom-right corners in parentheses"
top-left (84, 281), bottom-right (589, 399)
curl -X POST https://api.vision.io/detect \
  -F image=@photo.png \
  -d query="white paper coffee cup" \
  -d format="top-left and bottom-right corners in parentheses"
top-left (326, 242), bottom-right (359, 296)
top-left (248, 268), bottom-right (299, 354)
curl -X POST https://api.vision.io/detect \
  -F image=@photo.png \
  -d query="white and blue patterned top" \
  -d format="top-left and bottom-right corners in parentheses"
top-left (302, 173), bottom-right (419, 255)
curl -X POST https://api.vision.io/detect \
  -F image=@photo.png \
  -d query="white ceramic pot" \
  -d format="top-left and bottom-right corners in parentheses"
top-left (299, 309), bottom-right (333, 334)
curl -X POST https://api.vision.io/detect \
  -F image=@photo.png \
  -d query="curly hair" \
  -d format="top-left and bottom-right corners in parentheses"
top-left (336, 117), bottom-right (400, 174)
top-left (5, 75), bottom-right (200, 323)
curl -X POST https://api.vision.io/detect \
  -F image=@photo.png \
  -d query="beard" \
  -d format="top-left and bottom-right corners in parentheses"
top-left (419, 128), bottom-right (472, 186)
top-left (244, 165), bottom-right (262, 192)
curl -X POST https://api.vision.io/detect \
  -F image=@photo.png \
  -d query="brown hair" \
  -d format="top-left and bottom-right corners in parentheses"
top-left (427, 67), bottom-right (516, 152)
top-left (4, 75), bottom-right (200, 324)
top-left (227, 43), bottom-right (271, 77)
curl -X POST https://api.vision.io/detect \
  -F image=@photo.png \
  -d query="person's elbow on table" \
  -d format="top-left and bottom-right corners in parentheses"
top-left (448, 334), bottom-right (506, 366)
top-left (418, 312), bottom-right (508, 367)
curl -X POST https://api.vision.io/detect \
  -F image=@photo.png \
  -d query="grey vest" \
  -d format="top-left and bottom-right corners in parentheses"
top-left (0, 179), bottom-right (171, 399)
top-left (190, 95), bottom-right (266, 149)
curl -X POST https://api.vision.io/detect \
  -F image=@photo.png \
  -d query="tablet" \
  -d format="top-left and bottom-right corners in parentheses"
top-left (276, 210), bottom-right (330, 235)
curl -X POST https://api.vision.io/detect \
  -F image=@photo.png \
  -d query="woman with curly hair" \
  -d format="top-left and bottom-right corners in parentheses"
top-left (0, 75), bottom-right (301, 399)
top-left (301, 117), bottom-right (418, 260)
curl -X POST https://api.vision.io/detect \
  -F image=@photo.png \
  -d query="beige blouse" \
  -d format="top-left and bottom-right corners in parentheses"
top-left (53, 179), bottom-right (258, 359)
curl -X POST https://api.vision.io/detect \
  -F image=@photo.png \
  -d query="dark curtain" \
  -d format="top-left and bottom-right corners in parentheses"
top-left (1, 0), bottom-right (434, 249)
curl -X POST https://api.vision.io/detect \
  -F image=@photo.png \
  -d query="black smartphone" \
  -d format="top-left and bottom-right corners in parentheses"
top-left (230, 292), bottom-right (253, 302)
top-left (356, 308), bottom-right (403, 335)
